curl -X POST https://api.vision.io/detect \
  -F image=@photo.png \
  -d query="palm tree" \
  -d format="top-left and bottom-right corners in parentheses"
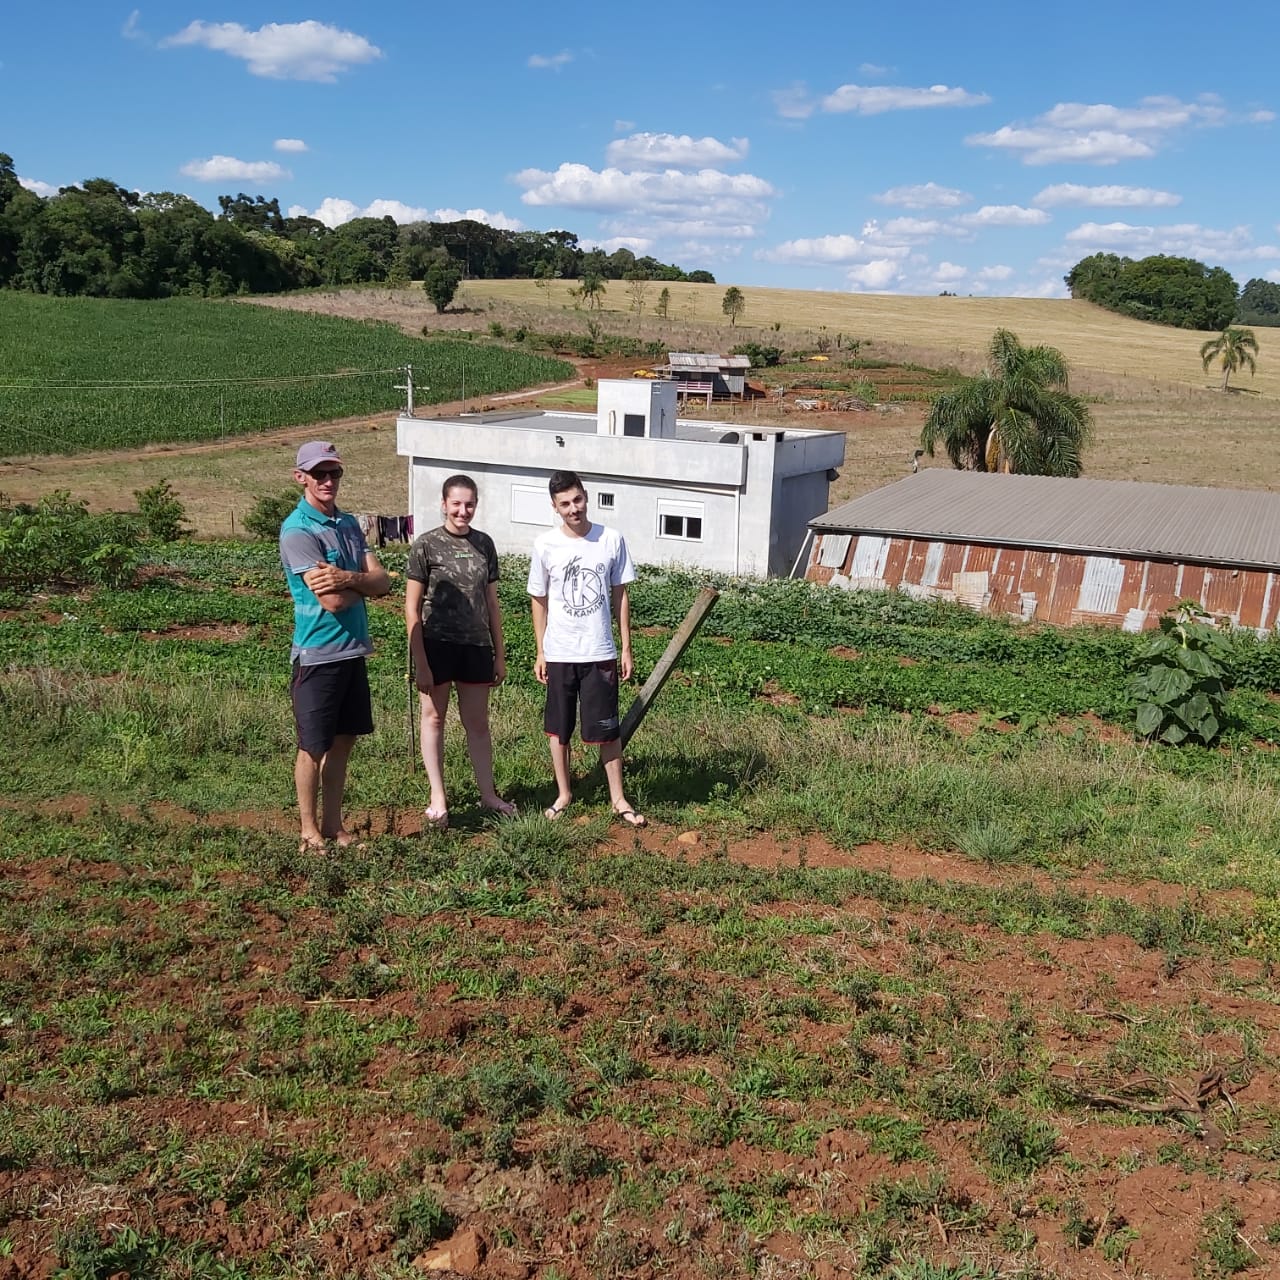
top-left (1199, 326), bottom-right (1259, 392)
top-left (919, 328), bottom-right (1093, 477)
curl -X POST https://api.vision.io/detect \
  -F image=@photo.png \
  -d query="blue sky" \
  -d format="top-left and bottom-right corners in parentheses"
top-left (5, 3), bottom-right (1279, 297)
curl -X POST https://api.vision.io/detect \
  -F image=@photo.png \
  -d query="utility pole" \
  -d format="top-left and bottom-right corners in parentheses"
top-left (394, 364), bottom-right (415, 416)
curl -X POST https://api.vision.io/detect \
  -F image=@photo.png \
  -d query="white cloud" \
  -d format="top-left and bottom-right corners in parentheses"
top-left (431, 207), bottom-right (524, 231)
top-left (161, 20), bottom-right (381, 83)
top-left (874, 182), bottom-right (971, 209)
top-left (274, 138), bottom-right (308, 154)
top-left (19, 176), bottom-right (58, 198)
top-left (846, 259), bottom-right (904, 290)
top-left (514, 162), bottom-right (775, 237)
top-left (581, 236), bottom-right (654, 254)
top-left (605, 132), bottom-right (748, 169)
top-left (289, 199), bottom-right (524, 230)
top-left (933, 262), bottom-right (968, 283)
top-left (180, 155), bottom-right (290, 183)
top-left (968, 125), bottom-right (1153, 165)
top-left (977, 265), bottom-right (1014, 281)
top-left (602, 217), bottom-right (757, 240)
top-left (613, 119), bottom-right (636, 133)
top-left (122, 10), bottom-right (144, 40)
top-left (528, 50), bottom-right (573, 71)
top-left (956, 204), bottom-right (1051, 228)
top-left (875, 217), bottom-right (950, 241)
top-left (762, 233), bottom-right (908, 265)
top-left (771, 84), bottom-right (814, 120)
top-left (1064, 220), bottom-right (1279, 263)
top-left (820, 83), bottom-right (990, 116)
top-left (969, 95), bottom-right (1241, 166)
top-left (858, 62), bottom-right (890, 77)
top-left (1250, 109), bottom-right (1277, 124)
top-left (1033, 183), bottom-right (1181, 208)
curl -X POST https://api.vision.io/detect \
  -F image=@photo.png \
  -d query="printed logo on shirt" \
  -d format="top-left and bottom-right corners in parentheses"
top-left (560, 555), bottom-right (607, 619)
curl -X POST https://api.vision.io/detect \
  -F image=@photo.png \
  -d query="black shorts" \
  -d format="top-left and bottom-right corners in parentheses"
top-left (291, 657), bottom-right (374, 756)
top-left (544, 660), bottom-right (620, 745)
top-left (423, 639), bottom-right (494, 685)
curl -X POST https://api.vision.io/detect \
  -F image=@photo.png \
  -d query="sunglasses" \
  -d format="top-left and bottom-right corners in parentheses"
top-left (310, 468), bottom-right (343, 481)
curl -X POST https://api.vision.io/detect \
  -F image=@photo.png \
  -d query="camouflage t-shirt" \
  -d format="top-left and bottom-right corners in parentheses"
top-left (406, 526), bottom-right (499, 647)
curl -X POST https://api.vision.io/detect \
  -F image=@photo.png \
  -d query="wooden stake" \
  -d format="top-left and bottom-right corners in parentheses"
top-left (620, 586), bottom-right (719, 748)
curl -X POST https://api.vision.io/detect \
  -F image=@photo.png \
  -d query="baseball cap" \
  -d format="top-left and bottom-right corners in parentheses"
top-left (296, 441), bottom-right (343, 472)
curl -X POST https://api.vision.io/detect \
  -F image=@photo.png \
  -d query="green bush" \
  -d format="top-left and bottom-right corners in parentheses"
top-left (0, 490), bottom-right (143, 590)
top-left (243, 487), bottom-right (301, 541)
top-left (134, 478), bottom-right (189, 542)
top-left (1127, 603), bottom-right (1234, 745)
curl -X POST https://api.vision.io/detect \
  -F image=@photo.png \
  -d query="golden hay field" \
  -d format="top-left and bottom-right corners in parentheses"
top-left (3, 281), bottom-right (1279, 535)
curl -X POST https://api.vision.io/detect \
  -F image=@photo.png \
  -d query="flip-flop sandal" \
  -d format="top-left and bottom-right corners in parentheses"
top-left (613, 807), bottom-right (647, 828)
top-left (543, 801), bottom-right (572, 821)
top-left (423, 807), bottom-right (449, 831)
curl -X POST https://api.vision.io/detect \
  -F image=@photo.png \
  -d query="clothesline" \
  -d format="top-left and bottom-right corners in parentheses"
top-left (352, 513), bottom-right (413, 547)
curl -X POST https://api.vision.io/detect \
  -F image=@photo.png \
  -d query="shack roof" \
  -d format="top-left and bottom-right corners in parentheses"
top-left (811, 470), bottom-right (1280, 571)
top-left (665, 352), bottom-right (751, 371)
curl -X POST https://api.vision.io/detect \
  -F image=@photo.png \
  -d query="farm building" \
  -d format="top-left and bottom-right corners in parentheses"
top-left (804, 469), bottom-right (1280, 632)
top-left (658, 352), bottom-right (752, 404)
top-left (397, 378), bottom-right (845, 577)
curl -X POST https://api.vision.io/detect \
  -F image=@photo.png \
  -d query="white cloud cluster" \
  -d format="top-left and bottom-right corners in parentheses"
top-left (775, 81), bottom-right (988, 120)
top-left (19, 176), bottom-right (58, 198)
top-left (874, 182), bottom-right (971, 209)
top-left (161, 20), bottom-right (381, 82)
top-left (288, 199), bottom-right (523, 230)
top-left (274, 138), bottom-right (309, 154)
top-left (1033, 183), bottom-right (1181, 208)
top-left (968, 95), bottom-right (1238, 165)
top-left (605, 132), bottom-right (748, 169)
top-left (581, 235), bottom-right (654, 254)
top-left (956, 205), bottom-right (1050, 228)
top-left (822, 83), bottom-right (991, 116)
top-left (180, 155), bottom-right (290, 183)
top-left (528, 50), bottom-right (573, 70)
top-left (514, 163), bottom-right (775, 238)
top-left (1064, 220), bottom-right (1279, 263)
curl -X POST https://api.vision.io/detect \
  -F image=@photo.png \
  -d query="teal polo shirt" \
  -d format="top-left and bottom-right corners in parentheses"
top-left (279, 497), bottom-right (373, 665)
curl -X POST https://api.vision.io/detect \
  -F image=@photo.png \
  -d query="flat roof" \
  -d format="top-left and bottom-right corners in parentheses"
top-left (811, 469), bottom-right (1280, 571)
top-left (404, 409), bottom-right (832, 443)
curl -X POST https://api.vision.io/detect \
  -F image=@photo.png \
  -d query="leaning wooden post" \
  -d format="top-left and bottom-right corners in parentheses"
top-left (620, 587), bottom-right (719, 749)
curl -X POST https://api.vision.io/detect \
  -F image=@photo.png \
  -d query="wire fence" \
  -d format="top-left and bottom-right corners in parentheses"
top-left (0, 369), bottom-right (407, 458)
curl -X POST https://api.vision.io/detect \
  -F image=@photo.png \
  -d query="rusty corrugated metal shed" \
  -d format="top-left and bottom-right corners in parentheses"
top-left (811, 471), bottom-right (1280, 571)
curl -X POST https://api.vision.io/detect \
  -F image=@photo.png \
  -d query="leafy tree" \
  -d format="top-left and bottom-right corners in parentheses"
top-left (721, 286), bottom-right (745, 326)
top-left (687, 269), bottom-right (716, 284)
top-left (244, 488), bottom-right (301, 540)
top-left (577, 270), bottom-right (605, 310)
top-left (919, 328), bottom-right (1092, 476)
top-left (1064, 252), bottom-right (1237, 330)
top-left (655, 286), bottom-right (671, 319)
top-left (423, 254), bottom-right (464, 312)
top-left (134, 478), bottom-right (190, 542)
top-left (1199, 326), bottom-right (1259, 392)
top-left (217, 193), bottom-right (284, 235)
top-left (1236, 278), bottom-right (1280, 327)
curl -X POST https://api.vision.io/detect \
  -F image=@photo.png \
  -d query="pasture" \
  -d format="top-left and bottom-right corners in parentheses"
top-left (3, 544), bottom-right (1280, 1278)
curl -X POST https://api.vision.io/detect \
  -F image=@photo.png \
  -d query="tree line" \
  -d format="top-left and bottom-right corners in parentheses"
top-left (0, 152), bottom-right (714, 301)
top-left (1063, 252), bottom-right (1276, 330)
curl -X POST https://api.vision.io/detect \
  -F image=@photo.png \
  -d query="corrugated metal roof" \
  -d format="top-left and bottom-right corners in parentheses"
top-left (810, 470), bottom-right (1280, 570)
top-left (666, 352), bottom-right (752, 370)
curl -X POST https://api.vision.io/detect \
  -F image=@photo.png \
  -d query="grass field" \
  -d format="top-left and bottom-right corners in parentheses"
top-left (4, 543), bottom-right (1280, 1277)
top-left (0, 293), bottom-right (573, 458)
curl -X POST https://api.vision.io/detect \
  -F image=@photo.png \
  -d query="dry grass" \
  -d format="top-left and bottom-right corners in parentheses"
top-left (4, 281), bottom-right (1279, 536)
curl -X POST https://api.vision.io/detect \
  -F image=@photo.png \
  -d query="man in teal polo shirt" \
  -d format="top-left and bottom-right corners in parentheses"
top-left (280, 441), bottom-right (390, 852)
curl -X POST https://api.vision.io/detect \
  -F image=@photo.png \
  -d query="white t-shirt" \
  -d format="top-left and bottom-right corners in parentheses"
top-left (527, 522), bottom-right (636, 662)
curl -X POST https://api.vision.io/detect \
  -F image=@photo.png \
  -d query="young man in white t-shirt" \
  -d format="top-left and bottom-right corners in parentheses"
top-left (527, 470), bottom-right (646, 826)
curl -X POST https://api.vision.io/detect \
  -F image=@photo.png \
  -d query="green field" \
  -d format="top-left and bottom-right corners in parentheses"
top-left (4, 542), bottom-right (1280, 1277)
top-left (0, 293), bottom-right (573, 457)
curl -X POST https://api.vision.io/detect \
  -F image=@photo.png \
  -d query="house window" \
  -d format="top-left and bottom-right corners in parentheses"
top-left (597, 491), bottom-right (615, 510)
top-left (657, 498), bottom-right (705, 542)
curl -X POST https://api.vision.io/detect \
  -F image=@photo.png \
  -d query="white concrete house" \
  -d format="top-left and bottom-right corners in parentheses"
top-left (396, 378), bottom-right (846, 577)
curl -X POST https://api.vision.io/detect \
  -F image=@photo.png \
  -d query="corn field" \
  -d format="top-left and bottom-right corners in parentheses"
top-left (0, 293), bottom-right (573, 457)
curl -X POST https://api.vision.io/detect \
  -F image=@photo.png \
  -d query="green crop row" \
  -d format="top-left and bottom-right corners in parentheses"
top-left (0, 294), bottom-right (572, 456)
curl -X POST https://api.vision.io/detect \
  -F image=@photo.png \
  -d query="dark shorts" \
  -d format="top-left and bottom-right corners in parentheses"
top-left (544, 660), bottom-right (620, 745)
top-left (292, 657), bottom-right (374, 757)
top-left (423, 639), bottom-right (495, 686)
